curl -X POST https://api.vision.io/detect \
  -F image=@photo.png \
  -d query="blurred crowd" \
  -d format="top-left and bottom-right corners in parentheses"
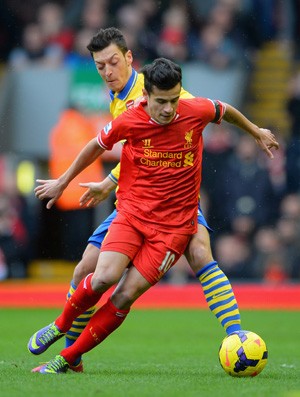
top-left (0, 158), bottom-right (33, 280)
top-left (1, 0), bottom-right (300, 283)
top-left (2, 0), bottom-right (300, 69)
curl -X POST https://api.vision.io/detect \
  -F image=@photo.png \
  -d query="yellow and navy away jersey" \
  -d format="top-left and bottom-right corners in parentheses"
top-left (109, 69), bottom-right (145, 119)
top-left (109, 69), bottom-right (144, 183)
top-left (109, 70), bottom-right (194, 183)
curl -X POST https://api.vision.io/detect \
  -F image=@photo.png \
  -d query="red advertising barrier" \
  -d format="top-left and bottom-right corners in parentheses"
top-left (0, 281), bottom-right (300, 310)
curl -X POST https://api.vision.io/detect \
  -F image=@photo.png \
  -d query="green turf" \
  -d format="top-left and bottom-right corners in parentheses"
top-left (0, 308), bottom-right (299, 397)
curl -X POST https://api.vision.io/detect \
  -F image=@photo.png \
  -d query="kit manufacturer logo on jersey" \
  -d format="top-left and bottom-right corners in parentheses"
top-left (142, 139), bottom-right (154, 148)
top-left (184, 129), bottom-right (193, 148)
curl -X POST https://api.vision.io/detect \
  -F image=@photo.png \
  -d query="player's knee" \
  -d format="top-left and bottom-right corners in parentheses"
top-left (73, 248), bottom-right (99, 286)
top-left (111, 288), bottom-right (138, 310)
top-left (73, 258), bottom-right (92, 286)
top-left (112, 284), bottom-right (145, 310)
top-left (91, 273), bottom-right (114, 293)
top-left (91, 264), bottom-right (121, 293)
top-left (185, 236), bottom-right (214, 271)
top-left (73, 264), bottom-right (85, 286)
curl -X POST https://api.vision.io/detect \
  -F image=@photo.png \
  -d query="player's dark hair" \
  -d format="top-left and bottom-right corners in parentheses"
top-left (141, 58), bottom-right (182, 94)
top-left (87, 27), bottom-right (128, 56)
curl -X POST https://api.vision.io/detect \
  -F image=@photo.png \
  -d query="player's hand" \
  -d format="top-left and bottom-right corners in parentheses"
top-left (255, 128), bottom-right (279, 159)
top-left (34, 179), bottom-right (65, 209)
top-left (79, 178), bottom-right (116, 207)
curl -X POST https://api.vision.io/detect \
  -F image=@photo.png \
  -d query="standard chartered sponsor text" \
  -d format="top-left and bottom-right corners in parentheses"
top-left (141, 149), bottom-right (182, 167)
top-left (143, 149), bottom-right (182, 159)
top-left (140, 157), bottom-right (182, 167)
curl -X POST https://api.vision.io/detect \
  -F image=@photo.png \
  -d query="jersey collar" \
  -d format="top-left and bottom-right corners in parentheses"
top-left (109, 69), bottom-right (138, 102)
top-left (149, 113), bottom-right (179, 125)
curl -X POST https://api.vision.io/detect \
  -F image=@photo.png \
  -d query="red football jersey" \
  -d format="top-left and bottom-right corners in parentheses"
top-left (98, 97), bottom-right (225, 234)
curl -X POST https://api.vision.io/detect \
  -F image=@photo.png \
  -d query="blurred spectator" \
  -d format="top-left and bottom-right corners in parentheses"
top-left (189, 1), bottom-right (243, 68)
top-left (252, 227), bottom-right (288, 282)
top-left (37, 2), bottom-right (75, 53)
top-left (8, 22), bottom-right (63, 70)
top-left (202, 123), bottom-right (237, 231)
top-left (62, 0), bottom-right (85, 30)
top-left (216, 135), bottom-right (277, 237)
top-left (213, 233), bottom-right (254, 279)
top-left (263, 254), bottom-right (290, 283)
top-left (277, 212), bottom-right (300, 242)
top-left (116, 3), bottom-right (146, 36)
top-left (115, 3), bottom-right (147, 68)
top-left (63, 0), bottom-right (109, 68)
top-left (79, 0), bottom-right (109, 31)
top-left (0, 249), bottom-right (8, 280)
top-left (64, 27), bottom-right (96, 69)
top-left (115, 3), bottom-right (159, 67)
top-left (280, 192), bottom-right (300, 219)
top-left (189, 22), bottom-right (242, 69)
top-left (286, 70), bottom-right (300, 193)
top-left (263, 134), bottom-right (287, 202)
top-left (133, 0), bottom-right (163, 31)
top-left (209, 0), bottom-right (240, 27)
top-left (37, 106), bottom-right (104, 261)
top-left (0, 192), bottom-right (29, 279)
top-left (132, 0), bottom-right (162, 63)
top-left (157, 4), bottom-right (190, 62)
top-left (251, 194), bottom-right (300, 281)
top-left (276, 217), bottom-right (300, 273)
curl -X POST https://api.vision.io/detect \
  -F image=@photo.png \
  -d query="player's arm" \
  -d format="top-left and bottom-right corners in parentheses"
top-left (222, 103), bottom-right (279, 158)
top-left (35, 138), bottom-right (104, 209)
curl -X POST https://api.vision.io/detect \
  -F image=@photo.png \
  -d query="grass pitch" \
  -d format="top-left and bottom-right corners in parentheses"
top-left (0, 308), bottom-right (299, 397)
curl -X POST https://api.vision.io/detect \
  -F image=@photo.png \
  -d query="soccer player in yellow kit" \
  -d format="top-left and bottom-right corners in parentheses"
top-left (31, 28), bottom-right (242, 372)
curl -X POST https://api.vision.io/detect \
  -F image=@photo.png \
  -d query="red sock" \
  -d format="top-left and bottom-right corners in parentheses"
top-left (60, 298), bottom-right (130, 365)
top-left (55, 273), bottom-right (102, 332)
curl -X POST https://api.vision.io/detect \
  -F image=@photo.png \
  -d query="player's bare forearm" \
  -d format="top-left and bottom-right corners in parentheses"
top-left (35, 138), bottom-right (105, 209)
top-left (58, 138), bottom-right (104, 186)
top-left (79, 176), bottom-right (117, 207)
top-left (223, 104), bottom-right (262, 137)
top-left (223, 103), bottom-right (279, 158)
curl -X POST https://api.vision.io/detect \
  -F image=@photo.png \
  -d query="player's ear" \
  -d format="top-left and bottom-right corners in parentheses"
top-left (142, 88), bottom-right (148, 98)
top-left (125, 50), bottom-right (133, 66)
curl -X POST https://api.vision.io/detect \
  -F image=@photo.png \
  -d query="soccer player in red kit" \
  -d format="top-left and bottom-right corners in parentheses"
top-left (28, 58), bottom-right (279, 373)
top-left (96, 95), bottom-right (225, 284)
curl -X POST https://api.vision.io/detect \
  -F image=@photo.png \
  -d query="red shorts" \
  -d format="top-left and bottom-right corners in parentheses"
top-left (101, 211), bottom-right (191, 285)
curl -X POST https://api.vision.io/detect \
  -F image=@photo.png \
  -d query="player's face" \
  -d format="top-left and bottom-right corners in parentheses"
top-left (93, 44), bottom-right (133, 92)
top-left (144, 84), bottom-right (181, 125)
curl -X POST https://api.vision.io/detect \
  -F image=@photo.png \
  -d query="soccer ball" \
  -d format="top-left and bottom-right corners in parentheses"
top-left (218, 330), bottom-right (268, 377)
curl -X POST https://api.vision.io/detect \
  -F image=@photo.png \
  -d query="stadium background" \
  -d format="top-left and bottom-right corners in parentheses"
top-left (0, 0), bottom-right (300, 295)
